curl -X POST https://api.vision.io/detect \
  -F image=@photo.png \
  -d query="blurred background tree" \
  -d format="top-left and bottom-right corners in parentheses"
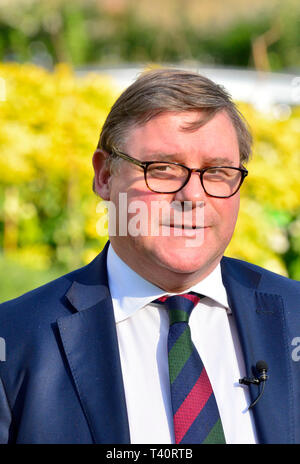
top-left (0, 0), bottom-right (299, 302)
top-left (0, 0), bottom-right (299, 70)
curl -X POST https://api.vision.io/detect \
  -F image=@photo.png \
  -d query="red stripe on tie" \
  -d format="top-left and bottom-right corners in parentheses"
top-left (157, 294), bottom-right (202, 305)
top-left (173, 368), bottom-right (212, 443)
top-left (181, 293), bottom-right (202, 306)
top-left (157, 296), bottom-right (168, 302)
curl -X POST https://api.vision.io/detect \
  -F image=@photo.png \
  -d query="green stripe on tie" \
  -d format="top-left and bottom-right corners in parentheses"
top-left (169, 309), bottom-right (189, 325)
top-left (168, 327), bottom-right (193, 384)
top-left (202, 419), bottom-right (226, 444)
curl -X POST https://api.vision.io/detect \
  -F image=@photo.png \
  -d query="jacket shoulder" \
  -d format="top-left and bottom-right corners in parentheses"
top-left (0, 264), bottom-right (86, 314)
top-left (0, 246), bottom-right (108, 326)
top-left (222, 256), bottom-right (300, 292)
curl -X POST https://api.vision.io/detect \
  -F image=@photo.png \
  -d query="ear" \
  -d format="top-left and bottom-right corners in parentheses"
top-left (92, 149), bottom-right (112, 200)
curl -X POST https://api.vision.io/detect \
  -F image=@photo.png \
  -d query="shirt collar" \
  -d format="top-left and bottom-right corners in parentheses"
top-left (106, 244), bottom-right (230, 323)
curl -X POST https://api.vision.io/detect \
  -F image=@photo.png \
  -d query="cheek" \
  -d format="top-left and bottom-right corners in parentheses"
top-left (216, 196), bottom-right (240, 231)
top-left (127, 194), bottom-right (170, 235)
top-left (112, 187), bottom-right (169, 237)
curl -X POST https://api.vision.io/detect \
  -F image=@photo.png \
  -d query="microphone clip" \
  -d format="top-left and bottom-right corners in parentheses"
top-left (239, 360), bottom-right (269, 409)
top-left (239, 376), bottom-right (261, 386)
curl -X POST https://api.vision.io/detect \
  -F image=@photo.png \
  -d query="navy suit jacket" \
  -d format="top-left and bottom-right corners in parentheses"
top-left (0, 242), bottom-right (300, 444)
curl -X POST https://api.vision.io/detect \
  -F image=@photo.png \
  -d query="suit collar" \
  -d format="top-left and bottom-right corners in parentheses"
top-left (107, 244), bottom-right (230, 323)
top-left (221, 257), bottom-right (294, 444)
top-left (65, 241), bottom-right (111, 311)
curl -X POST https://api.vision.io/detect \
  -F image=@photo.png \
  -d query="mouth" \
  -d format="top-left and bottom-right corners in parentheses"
top-left (162, 224), bottom-right (205, 230)
top-left (160, 224), bottom-right (207, 238)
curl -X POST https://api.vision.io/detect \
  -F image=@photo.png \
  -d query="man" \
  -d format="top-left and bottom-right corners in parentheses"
top-left (0, 69), bottom-right (299, 444)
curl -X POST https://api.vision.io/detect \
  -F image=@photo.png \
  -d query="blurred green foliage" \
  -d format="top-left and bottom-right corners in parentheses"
top-left (0, 62), bottom-right (300, 303)
top-left (0, 0), bottom-right (299, 70)
top-left (0, 252), bottom-right (62, 303)
top-left (0, 62), bottom-right (119, 301)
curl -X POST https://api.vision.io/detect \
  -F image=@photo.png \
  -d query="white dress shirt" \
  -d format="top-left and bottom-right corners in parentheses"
top-left (106, 244), bottom-right (258, 444)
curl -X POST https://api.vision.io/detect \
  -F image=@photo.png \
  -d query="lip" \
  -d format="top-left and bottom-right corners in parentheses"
top-left (162, 224), bottom-right (207, 230)
top-left (160, 224), bottom-right (207, 237)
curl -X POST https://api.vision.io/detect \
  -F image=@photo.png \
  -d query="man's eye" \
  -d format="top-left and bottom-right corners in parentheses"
top-left (208, 167), bottom-right (230, 174)
top-left (207, 168), bottom-right (221, 174)
top-left (206, 168), bottom-right (225, 176)
top-left (154, 165), bottom-right (169, 171)
top-left (205, 168), bottom-right (237, 180)
top-left (150, 164), bottom-right (176, 173)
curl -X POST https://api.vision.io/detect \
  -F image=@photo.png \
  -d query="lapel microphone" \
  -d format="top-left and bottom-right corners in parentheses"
top-left (239, 360), bottom-right (269, 409)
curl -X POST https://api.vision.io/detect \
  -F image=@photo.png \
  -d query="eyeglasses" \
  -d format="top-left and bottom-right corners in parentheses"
top-left (111, 147), bottom-right (248, 198)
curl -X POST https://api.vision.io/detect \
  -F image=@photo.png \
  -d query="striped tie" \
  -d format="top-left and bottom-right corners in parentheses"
top-left (155, 292), bottom-right (226, 444)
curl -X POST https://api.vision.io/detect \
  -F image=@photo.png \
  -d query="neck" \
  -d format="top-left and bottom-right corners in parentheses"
top-left (109, 240), bottom-right (221, 293)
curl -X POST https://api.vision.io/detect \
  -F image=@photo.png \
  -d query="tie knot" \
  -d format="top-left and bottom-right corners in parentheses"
top-left (155, 292), bottom-right (203, 325)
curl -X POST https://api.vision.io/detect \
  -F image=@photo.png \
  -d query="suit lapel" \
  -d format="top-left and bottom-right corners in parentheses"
top-left (221, 258), bottom-right (294, 444)
top-left (57, 245), bottom-right (130, 444)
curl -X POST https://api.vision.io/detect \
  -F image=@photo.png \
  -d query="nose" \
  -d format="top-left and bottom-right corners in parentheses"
top-left (173, 171), bottom-right (206, 205)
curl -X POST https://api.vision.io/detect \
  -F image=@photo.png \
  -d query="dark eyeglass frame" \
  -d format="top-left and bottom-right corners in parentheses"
top-left (110, 146), bottom-right (248, 198)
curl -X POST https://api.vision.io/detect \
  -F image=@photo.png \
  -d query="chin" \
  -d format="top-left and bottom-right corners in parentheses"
top-left (150, 242), bottom-right (216, 275)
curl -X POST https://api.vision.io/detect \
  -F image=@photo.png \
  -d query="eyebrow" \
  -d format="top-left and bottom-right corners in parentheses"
top-left (201, 157), bottom-right (236, 166)
top-left (145, 153), bottom-right (181, 162)
top-left (142, 152), bottom-right (236, 166)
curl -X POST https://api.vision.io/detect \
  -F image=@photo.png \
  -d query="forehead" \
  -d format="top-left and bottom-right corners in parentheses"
top-left (124, 110), bottom-right (240, 164)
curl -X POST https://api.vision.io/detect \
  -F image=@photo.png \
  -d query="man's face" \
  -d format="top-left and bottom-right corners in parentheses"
top-left (95, 110), bottom-right (241, 290)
